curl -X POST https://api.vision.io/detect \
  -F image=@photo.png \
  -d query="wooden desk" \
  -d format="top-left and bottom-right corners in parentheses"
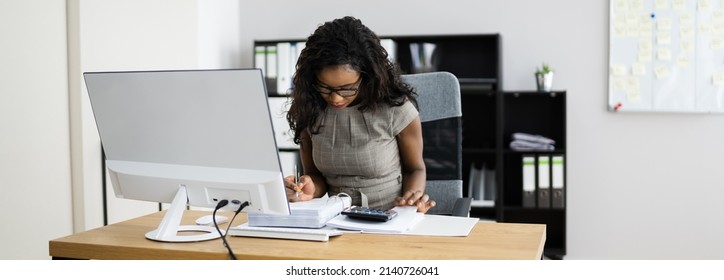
top-left (49, 210), bottom-right (546, 260)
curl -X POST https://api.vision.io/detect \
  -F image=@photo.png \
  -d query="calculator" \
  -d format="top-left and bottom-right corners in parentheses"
top-left (341, 206), bottom-right (398, 222)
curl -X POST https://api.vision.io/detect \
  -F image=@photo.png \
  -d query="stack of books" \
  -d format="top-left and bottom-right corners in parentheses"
top-left (247, 196), bottom-right (351, 228)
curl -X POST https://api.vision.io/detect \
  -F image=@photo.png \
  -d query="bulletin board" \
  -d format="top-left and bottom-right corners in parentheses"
top-left (609, 0), bottom-right (724, 113)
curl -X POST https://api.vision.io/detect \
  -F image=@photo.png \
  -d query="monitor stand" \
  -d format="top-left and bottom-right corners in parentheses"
top-left (145, 186), bottom-right (224, 242)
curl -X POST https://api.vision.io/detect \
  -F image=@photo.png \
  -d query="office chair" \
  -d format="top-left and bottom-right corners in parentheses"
top-left (401, 72), bottom-right (472, 216)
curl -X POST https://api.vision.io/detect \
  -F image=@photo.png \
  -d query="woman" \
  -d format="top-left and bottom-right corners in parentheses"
top-left (284, 16), bottom-right (435, 213)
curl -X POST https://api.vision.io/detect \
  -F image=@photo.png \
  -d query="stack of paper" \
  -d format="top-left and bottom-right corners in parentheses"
top-left (248, 196), bottom-right (351, 228)
top-left (325, 206), bottom-right (424, 233)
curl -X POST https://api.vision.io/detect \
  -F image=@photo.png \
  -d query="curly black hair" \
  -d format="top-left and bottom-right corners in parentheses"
top-left (286, 16), bottom-right (417, 145)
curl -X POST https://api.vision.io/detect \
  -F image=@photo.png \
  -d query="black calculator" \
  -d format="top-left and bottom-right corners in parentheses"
top-left (341, 206), bottom-right (398, 222)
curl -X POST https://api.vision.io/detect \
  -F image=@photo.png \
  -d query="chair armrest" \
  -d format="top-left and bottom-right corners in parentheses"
top-left (451, 197), bottom-right (473, 217)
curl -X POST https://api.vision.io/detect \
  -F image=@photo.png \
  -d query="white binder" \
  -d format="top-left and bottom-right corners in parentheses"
top-left (522, 155), bottom-right (536, 208)
top-left (537, 155), bottom-right (551, 208)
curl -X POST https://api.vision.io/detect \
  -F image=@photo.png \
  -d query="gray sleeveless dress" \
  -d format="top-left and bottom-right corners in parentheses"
top-left (310, 100), bottom-right (418, 210)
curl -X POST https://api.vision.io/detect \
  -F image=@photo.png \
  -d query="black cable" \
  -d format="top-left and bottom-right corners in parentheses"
top-left (224, 201), bottom-right (250, 236)
top-left (213, 200), bottom-right (250, 260)
top-left (212, 200), bottom-right (236, 260)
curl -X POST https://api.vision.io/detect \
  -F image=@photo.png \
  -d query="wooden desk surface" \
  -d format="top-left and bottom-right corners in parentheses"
top-left (49, 210), bottom-right (546, 260)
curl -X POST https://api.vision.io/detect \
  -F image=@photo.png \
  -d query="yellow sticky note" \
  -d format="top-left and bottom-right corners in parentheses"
top-left (627, 88), bottom-right (642, 102)
top-left (700, 23), bottom-right (712, 34)
top-left (615, 0), bottom-right (629, 11)
top-left (655, 0), bottom-right (669, 9)
top-left (658, 18), bottom-right (673, 30)
top-left (681, 40), bottom-right (694, 52)
top-left (699, 0), bottom-right (712, 12)
top-left (713, 72), bottom-right (724, 85)
top-left (638, 50), bottom-right (653, 62)
top-left (677, 55), bottom-right (690, 68)
top-left (658, 48), bottom-right (672, 61)
top-left (657, 32), bottom-right (672, 45)
top-left (632, 63), bottom-right (647, 76)
top-left (626, 77), bottom-right (640, 92)
top-left (631, 0), bottom-right (644, 10)
top-left (680, 14), bottom-right (694, 28)
top-left (611, 64), bottom-right (627, 76)
top-left (639, 39), bottom-right (653, 51)
top-left (680, 27), bottom-right (694, 39)
top-left (711, 38), bottom-right (724, 49)
top-left (613, 77), bottom-right (626, 91)
top-left (672, 0), bottom-right (686, 10)
top-left (655, 65), bottom-right (670, 79)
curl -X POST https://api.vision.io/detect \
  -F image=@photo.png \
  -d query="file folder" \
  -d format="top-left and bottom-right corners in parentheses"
top-left (276, 42), bottom-right (292, 94)
top-left (551, 155), bottom-right (565, 208)
top-left (265, 45), bottom-right (278, 93)
top-left (522, 155), bottom-right (536, 208)
top-left (537, 155), bottom-right (551, 208)
top-left (254, 46), bottom-right (266, 75)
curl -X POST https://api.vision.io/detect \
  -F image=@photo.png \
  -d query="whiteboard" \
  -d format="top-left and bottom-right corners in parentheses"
top-left (609, 0), bottom-right (724, 113)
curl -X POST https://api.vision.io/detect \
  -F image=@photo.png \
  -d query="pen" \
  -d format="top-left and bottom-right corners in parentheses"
top-left (294, 165), bottom-right (301, 198)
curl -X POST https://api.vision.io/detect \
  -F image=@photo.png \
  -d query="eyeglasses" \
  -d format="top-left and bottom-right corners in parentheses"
top-left (315, 79), bottom-right (361, 98)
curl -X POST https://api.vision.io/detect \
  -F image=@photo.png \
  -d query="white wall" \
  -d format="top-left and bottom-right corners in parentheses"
top-left (0, 1), bottom-right (73, 259)
top-left (0, 0), bottom-right (243, 259)
top-left (240, 0), bottom-right (724, 259)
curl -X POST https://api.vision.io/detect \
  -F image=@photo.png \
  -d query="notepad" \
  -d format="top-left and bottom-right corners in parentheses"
top-left (247, 195), bottom-right (351, 228)
top-left (228, 223), bottom-right (343, 242)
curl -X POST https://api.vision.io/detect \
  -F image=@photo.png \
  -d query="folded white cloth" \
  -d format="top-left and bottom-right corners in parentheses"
top-left (512, 132), bottom-right (556, 145)
top-left (510, 139), bottom-right (555, 151)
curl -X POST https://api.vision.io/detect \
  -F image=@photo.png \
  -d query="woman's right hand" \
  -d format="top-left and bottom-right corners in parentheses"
top-left (284, 175), bottom-right (315, 202)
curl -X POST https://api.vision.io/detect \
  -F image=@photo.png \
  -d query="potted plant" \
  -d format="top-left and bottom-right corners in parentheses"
top-left (535, 63), bottom-right (554, 92)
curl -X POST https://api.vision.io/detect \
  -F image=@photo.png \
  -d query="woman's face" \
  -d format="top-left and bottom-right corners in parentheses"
top-left (315, 64), bottom-right (362, 110)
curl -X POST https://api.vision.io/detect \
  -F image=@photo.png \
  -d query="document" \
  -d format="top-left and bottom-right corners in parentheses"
top-left (537, 155), bottom-right (551, 208)
top-left (401, 215), bottom-right (479, 237)
top-left (326, 206), bottom-right (423, 233)
top-left (551, 155), bottom-right (565, 209)
top-left (522, 155), bottom-right (536, 208)
top-left (248, 195), bottom-right (351, 228)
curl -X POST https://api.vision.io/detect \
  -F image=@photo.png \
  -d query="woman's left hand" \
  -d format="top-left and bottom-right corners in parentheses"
top-left (395, 190), bottom-right (436, 213)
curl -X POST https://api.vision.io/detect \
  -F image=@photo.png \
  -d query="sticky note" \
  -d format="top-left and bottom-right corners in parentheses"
top-left (699, 0), bottom-right (712, 12)
top-left (611, 64), bottom-right (627, 76)
top-left (630, 0), bottom-right (644, 10)
top-left (677, 55), bottom-right (690, 68)
top-left (680, 27), bottom-right (694, 39)
top-left (613, 78), bottom-right (626, 91)
top-left (672, 0), bottom-right (686, 10)
top-left (711, 38), bottom-right (724, 49)
top-left (632, 63), bottom-right (646, 76)
top-left (639, 39), bottom-right (653, 51)
top-left (680, 14), bottom-right (694, 28)
top-left (615, 0), bottom-right (628, 11)
top-left (713, 73), bottom-right (724, 85)
top-left (657, 32), bottom-right (672, 45)
top-left (658, 18), bottom-right (673, 30)
top-left (681, 40), bottom-right (694, 52)
top-left (638, 50), bottom-right (653, 62)
top-left (627, 88), bottom-right (642, 102)
top-left (658, 48), bottom-right (672, 61)
top-left (655, 0), bottom-right (669, 9)
top-left (655, 65), bottom-right (670, 79)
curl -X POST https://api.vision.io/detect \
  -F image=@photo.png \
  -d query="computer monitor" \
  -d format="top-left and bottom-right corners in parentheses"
top-left (84, 69), bottom-right (291, 242)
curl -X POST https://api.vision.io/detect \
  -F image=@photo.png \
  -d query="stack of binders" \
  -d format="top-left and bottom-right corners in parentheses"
top-left (247, 196), bottom-right (351, 228)
top-left (521, 154), bottom-right (565, 209)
